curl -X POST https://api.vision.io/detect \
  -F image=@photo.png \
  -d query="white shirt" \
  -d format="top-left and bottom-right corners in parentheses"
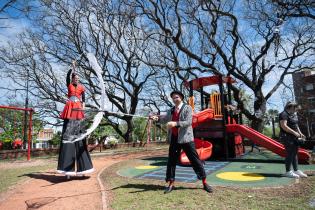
top-left (174, 102), bottom-right (184, 127)
top-left (176, 102), bottom-right (184, 111)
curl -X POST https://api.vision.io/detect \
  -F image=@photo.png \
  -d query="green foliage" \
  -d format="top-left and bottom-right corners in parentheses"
top-left (0, 109), bottom-right (24, 142)
top-left (32, 113), bottom-right (46, 141)
top-left (97, 118), bottom-right (167, 143)
top-left (2, 139), bottom-right (13, 150)
top-left (264, 109), bottom-right (279, 126)
top-left (49, 131), bottom-right (61, 146)
top-left (132, 118), bottom-right (147, 141)
top-left (88, 119), bottom-right (118, 143)
top-left (262, 126), bottom-right (280, 138)
top-left (108, 137), bottom-right (119, 146)
top-left (132, 119), bottom-right (167, 142)
top-left (261, 109), bottom-right (280, 138)
top-left (0, 108), bottom-right (45, 149)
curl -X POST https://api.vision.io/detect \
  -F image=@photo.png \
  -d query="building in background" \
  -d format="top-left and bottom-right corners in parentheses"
top-left (35, 128), bottom-right (54, 148)
top-left (292, 69), bottom-right (315, 139)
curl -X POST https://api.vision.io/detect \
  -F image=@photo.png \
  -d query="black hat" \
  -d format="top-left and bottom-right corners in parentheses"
top-left (285, 101), bottom-right (298, 109)
top-left (170, 90), bottom-right (184, 99)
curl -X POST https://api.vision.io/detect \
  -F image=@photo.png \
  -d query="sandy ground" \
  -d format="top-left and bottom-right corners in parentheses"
top-left (0, 159), bottom-right (54, 170)
top-left (0, 150), bottom-right (167, 210)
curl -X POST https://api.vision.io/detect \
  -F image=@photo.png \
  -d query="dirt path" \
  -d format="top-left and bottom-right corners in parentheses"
top-left (0, 150), bottom-right (167, 210)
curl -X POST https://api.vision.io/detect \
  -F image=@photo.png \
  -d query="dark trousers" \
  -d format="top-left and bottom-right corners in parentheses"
top-left (166, 135), bottom-right (206, 182)
top-left (57, 120), bottom-right (93, 172)
top-left (283, 138), bottom-right (298, 172)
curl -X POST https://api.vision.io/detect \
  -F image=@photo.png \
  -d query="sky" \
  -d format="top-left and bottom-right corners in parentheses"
top-left (0, 1), bottom-right (309, 113)
top-left (0, 16), bottom-right (29, 104)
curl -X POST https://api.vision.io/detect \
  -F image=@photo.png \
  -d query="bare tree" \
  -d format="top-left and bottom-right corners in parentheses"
top-left (0, 0), bottom-right (35, 28)
top-left (0, 0), bottom-right (158, 142)
top-left (271, 0), bottom-right (315, 20)
top-left (1, 0), bottom-right (314, 137)
top-left (0, 0), bottom-right (17, 14)
top-left (126, 0), bottom-right (315, 131)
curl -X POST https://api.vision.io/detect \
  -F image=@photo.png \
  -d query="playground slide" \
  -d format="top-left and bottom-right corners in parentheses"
top-left (180, 138), bottom-right (213, 165)
top-left (226, 124), bottom-right (311, 162)
top-left (192, 108), bottom-right (214, 128)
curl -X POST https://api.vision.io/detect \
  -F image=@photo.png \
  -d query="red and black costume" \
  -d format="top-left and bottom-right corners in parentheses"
top-left (60, 70), bottom-right (85, 120)
top-left (57, 69), bottom-right (94, 176)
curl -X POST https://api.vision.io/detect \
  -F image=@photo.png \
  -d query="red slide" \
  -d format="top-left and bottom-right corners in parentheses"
top-left (180, 138), bottom-right (213, 165)
top-left (226, 124), bottom-right (310, 162)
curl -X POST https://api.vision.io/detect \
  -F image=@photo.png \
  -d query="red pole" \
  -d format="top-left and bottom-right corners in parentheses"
top-left (27, 109), bottom-right (33, 161)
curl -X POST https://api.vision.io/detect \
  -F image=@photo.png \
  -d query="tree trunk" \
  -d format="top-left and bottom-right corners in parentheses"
top-left (124, 119), bottom-right (134, 143)
top-left (251, 93), bottom-right (267, 132)
top-left (251, 118), bottom-right (264, 133)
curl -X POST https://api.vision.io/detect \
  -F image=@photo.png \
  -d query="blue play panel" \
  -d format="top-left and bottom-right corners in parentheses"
top-left (136, 161), bottom-right (229, 183)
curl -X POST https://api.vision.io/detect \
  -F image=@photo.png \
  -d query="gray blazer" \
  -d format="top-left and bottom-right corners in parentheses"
top-left (159, 104), bottom-right (194, 144)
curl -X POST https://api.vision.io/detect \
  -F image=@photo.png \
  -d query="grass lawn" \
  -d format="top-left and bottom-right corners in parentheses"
top-left (101, 160), bottom-right (315, 210)
top-left (0, 160), bottom-right (56, 193)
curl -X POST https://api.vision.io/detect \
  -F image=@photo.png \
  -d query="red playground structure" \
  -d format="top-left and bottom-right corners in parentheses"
top-left (0, 105), bottom-right (34, 160)
top-left (179, 75), bottom-right (310, 165)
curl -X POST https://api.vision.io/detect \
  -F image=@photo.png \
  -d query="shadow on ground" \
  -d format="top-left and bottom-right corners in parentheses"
top-left (140, 156), bottom-right (168, 166)
top-left (19, 172), bottom-right (90, 186)
top-left (111, 183), bottom-right (199, 193)
top-left (243, 173), bottom-right (284, 178)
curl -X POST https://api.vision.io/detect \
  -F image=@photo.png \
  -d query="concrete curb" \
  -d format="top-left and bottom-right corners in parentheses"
top-left (97, 164), bottom-right (109, 210)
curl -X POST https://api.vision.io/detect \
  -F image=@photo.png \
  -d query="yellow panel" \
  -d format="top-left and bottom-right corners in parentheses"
top-left (135, 165), bottom-right (159, 170)
top-left (216, 172), bottom-right (265, 181)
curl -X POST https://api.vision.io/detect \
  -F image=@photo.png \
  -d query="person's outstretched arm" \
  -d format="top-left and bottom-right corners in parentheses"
top-left (151, 110), bottom-right (171, 124)
top-left (66, 69), bottom-right (72, 87)
top-left (81, 91), bottom-right (85, 109)
top-left (158, 110), bottom-right (171, 124)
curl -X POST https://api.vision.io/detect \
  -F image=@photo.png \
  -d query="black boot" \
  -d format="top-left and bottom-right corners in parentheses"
top-left (203, 183), bottom-right (213, 193)
top-left (164, 185), bottom-right (175, 194)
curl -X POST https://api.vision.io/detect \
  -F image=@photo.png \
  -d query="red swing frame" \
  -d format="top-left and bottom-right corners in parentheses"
top-left (0, 105), bottom-right (34, 160)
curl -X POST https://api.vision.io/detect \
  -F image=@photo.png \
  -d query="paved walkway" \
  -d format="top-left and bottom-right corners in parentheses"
top-left (0, 149), bottom-right (167, 210)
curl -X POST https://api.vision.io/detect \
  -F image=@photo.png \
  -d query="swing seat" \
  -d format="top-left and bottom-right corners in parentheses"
top-left (179, 138), bottom-right (212, 165)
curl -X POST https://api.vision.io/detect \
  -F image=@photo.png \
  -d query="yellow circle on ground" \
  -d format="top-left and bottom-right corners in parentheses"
top-left (135, 165), bottom-right (159, 170)
top-left (216, 172), bottom-right (265, 181)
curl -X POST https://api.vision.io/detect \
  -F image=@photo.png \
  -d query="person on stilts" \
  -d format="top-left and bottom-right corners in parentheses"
top-left (57, 63), bottom-right (94, 179)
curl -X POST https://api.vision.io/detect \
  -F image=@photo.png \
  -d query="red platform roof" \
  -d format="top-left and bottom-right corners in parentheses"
top-left (184, 76), bottom-right (236, 90)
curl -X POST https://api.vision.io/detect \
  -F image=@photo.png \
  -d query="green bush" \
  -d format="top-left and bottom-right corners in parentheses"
top-left (49, 132), bottom-right (61, 146)
top-left (262, 126), bottom-right (280, 138)
top-left (2, 139), bottom-right (13, 150)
